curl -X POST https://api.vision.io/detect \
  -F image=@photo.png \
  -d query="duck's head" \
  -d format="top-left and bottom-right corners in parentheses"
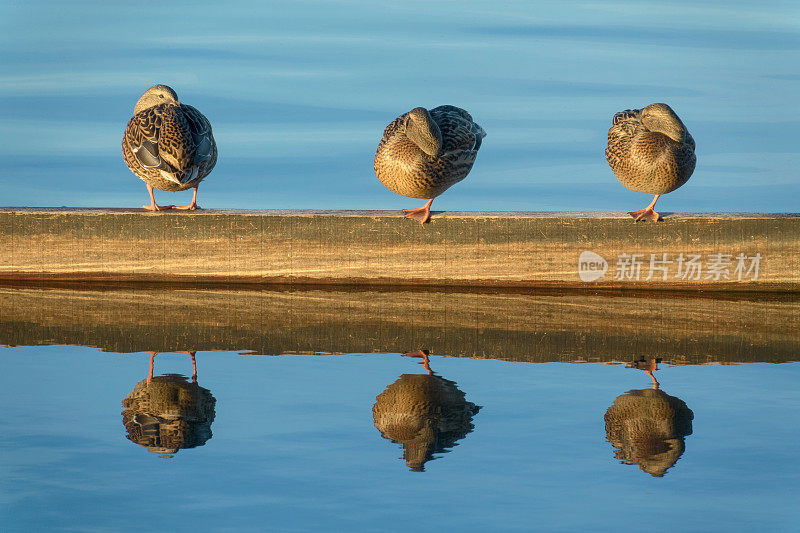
top-left (405, 107), bottom-right (442, 157)
top-left (640, 103), bottom-right (689, 143)
top-left (134, 85), bottom-right (180, 114)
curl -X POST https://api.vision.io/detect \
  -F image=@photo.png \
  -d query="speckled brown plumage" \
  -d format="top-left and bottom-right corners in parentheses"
top-left (372, 373), bottom-right (481, 471)
top-left (122, 85), bottom-right (217, 210)
top-left (605, 103), bottom-right (696, 221)
top-left (374, 105), bottom-right (485, 223)
top-left (121, 374), bottom-right (216, 455)
top-left (604, 388), bottom-right (693, 477)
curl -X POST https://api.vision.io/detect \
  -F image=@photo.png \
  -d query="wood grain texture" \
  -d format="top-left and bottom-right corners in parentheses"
top-left (1, 286), bottom-right (796, 364)
top-left (0, 209), bottom-right (797, 290)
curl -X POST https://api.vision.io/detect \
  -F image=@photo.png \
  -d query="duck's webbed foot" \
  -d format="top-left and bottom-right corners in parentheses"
top-left (628, 207), bottom-right (661, 222)
top-left (173, 203), bottom-right (200, 211)
top-left (173, 186), bottom-right (201, 210)
top-left (628, 194), bottom-right (662, 222)
top-left (402, 199), bottom-right (434, 224)
top-left (143, 203), bottom-right (174, 211)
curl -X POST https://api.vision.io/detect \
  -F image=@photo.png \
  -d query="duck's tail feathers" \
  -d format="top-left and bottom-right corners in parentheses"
top-left (158, 166), bottom-right (199, 185)
top-left (472, 123), bottom-right (486, 150)
top-left (193, 133), bottom-right (213, 165)
top-left (612, 109), bottom-right (641, 125)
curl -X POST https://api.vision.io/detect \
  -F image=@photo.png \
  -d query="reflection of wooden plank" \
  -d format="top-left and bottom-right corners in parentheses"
top-left (1, 209), bottom-right (798, 290)
top-left (1, 287), bottom-right (796, 364)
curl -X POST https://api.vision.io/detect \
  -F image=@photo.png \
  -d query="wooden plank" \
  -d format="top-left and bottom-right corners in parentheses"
top-left (0, 286), bottom-right (796, 364)
top-left (0, 209), bottom-right (797, 291)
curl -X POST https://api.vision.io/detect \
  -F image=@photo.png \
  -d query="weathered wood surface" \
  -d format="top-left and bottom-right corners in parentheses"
top-left (1, 209), bottom-right (798, 291)
top-left (1, 286), bottom-right (796, 364)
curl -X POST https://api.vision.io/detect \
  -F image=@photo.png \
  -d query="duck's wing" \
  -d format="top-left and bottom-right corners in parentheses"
top-left (437, 147), bottom-right (479, 179)
top-left (612, 108), bottom-right (641, 126)
top-left (430, 105), bottom-right (485, 153)
top-left (181, 104), bottom-right (217, 166)
top-left (124, 106), bottom-right (172, 172)
top-left (683, 130), bottom-right (696, 152)
top-left (605, 111), bottom-right (647, 169)
top-left (155, 105), bottom-right (195, 173)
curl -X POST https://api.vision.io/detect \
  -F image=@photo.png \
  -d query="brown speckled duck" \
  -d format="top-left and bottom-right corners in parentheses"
top-left (121, 352), bottom-right (216, 457)
top-left (374, 106), bottom-right (486, 224)
top-left (372, 373), bottom-right (481, 471)
top-left (605, 103), bottom-right (696, 222)
top-left (122, 85), bottom-right (217, 211)
top-left (604, 388), bottom-right (693, 477)
top-left (372, 351), bottom-right (481, 471)
top-left (603, 357), bottom-right (693, 477)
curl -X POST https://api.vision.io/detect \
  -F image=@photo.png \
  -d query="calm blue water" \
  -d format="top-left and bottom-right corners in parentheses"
top-left (1, 346), bottom-right (799, 532)
top-left (1, 1), bottom-right (798, 212)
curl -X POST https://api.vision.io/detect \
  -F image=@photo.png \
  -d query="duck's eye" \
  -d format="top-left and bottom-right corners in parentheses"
top-left (159, 94), bottom-right (164, 98)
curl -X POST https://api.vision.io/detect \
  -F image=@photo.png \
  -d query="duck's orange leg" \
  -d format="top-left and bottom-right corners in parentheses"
top-left (634, 357), bottom-right (660, 389)
top-left (402, 199), bottom-right (434, 224)
top-left (404, 349), bottom-right (434, 375)
top-left (180, 351), bottom-right (198, 383)
top-left (142, 184), bottom-right (173, 211)
top-left (147, 352), bottom-right (158, 384)
top-left (629, 194), bottom-right (661, 222)
top-left (173, 186), bottom-right (201, 211)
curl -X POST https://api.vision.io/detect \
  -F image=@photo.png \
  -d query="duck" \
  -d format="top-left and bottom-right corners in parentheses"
top-left (605, 103), bottom-right (696, 222)
top-left (603, 357), bottom-right (693, 477)
top-left (372, 352), bottom-right (481, 471)
top-left (122, 85), bottom-right (217, 211)
top-left (121, 351), bottom-right (216, 457)
top-left (604, 388), bottom-right (693, 477)
top-left (374, 105), bottom-right (486, 224)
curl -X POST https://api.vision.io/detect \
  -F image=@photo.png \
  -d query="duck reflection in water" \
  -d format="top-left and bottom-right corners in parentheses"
top-left (121, 351), bottom-right (216, 458)
top-left (604, 357), bottom-right (693, 477)
top-left (373, 350), bottom-right (481, 472)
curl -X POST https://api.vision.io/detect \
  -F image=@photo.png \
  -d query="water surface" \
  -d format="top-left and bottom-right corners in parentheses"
top-left (1, 286), bottom-right (799, 531)
top-left (1, 1), bottom-right (798, 211)
top-left (2, 346), bottom-right (798, 532)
